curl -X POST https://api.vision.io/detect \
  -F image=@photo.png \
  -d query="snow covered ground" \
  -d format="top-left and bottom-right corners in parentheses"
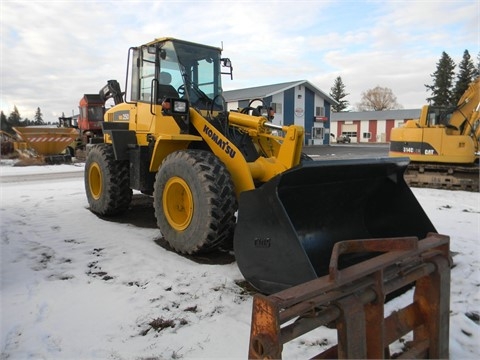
top-left (1, 162), bottom-right (479, 359)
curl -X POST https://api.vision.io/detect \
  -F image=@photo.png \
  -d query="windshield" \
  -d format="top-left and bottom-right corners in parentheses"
top-left (166, 40), bottom-right (223, 109)
top-left (427, 106), bottom-right (453, 126)
top-left (80, 105), bottom-right (103, 122)
top-left (131, 39), bottom-right (225, 110)
top-left (88, 106), bottom-right (104, 122)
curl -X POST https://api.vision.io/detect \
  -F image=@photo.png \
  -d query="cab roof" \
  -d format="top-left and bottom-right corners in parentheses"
top-left (143, 37), bottom-right (222, 52)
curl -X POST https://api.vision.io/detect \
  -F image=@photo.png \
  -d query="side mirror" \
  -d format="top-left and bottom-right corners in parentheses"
top-left (221, 58), bottom-right (233, 80)
top-left (222, 58), bottom-right (231, 67)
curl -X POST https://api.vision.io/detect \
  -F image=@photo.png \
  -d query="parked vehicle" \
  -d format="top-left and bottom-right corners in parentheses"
top-left (337, 134), bottom-right (351, 143)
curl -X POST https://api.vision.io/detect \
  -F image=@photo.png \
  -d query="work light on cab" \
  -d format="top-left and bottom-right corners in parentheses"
top-left (161, 98), bottom-right (189, 116)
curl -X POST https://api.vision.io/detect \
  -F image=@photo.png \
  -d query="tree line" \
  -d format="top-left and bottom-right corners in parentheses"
top-left (329, 49), bottom-right (479, 112)
top-left (0, 106), bottom-right (50, 134)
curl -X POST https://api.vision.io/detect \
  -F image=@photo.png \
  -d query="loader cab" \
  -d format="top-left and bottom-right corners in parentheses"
top-left (128, 38), bottom-right (231, 111)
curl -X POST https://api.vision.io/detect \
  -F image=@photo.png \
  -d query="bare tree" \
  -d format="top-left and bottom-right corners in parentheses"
top-left (356, 86), bottom-right (402, 111)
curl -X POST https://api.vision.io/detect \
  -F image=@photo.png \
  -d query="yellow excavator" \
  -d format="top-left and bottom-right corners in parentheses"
top-left (84, 37), bottom-right (436, 294)
top-left (389, 77), bottom-right (480, 191)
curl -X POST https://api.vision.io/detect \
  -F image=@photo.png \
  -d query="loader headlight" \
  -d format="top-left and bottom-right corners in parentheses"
top-left (173, 100), bottom-right (187, 113)
top-left (161, 98), bottom-right (189, 116)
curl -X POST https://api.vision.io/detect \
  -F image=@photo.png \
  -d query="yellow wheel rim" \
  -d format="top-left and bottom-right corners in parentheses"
top-left (88, 162), bottom-right (102, 200)
top-left (163, 176), bottom-right (194, 231)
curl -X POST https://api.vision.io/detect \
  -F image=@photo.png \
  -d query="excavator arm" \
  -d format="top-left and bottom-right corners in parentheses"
top-left (448, 77), bottom-right (480, 136)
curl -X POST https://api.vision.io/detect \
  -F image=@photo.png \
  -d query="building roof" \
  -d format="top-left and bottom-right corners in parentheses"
top-left (223, 80), bottom-right (338, 105)
top-left (331, 109), bottom-right (421, 121)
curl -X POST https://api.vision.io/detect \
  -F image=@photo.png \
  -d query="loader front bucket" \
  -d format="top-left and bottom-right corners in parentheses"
top-left (233, 157), bottom-right (436, 294)
top-left (13, 127), bottom-right (78, 156)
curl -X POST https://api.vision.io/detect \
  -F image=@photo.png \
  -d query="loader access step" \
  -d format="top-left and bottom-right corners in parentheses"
top-left (233, 157), bottom-right (436, 294)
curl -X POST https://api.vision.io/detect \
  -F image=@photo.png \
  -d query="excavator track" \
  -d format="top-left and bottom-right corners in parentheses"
top-left (404, 162), bottom-right (479, 192)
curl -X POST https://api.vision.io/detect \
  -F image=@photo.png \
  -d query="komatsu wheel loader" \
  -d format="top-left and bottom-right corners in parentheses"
top-left (84, 37), bottom-right (436, 294)
top-left (389, 77), bottom-right (480, 191)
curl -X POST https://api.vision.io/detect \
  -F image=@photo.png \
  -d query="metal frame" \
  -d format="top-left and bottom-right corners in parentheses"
top-left (248, 233), bottom-right (451, 359)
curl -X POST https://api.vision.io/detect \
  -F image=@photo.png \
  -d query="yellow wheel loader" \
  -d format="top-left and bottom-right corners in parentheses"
top-left (85, 38), bottom-right (436, 294)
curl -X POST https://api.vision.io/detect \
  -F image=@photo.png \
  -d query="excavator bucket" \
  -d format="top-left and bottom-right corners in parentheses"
top-left (233, 157), bottom-right (436, 294)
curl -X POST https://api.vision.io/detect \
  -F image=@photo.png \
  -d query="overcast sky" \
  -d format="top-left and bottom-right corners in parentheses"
top-left (1, 0), bottom-right (478, 122)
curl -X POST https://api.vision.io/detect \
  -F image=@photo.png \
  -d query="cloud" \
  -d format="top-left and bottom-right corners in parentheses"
top-left (1, 0), bottom-right (477, 120)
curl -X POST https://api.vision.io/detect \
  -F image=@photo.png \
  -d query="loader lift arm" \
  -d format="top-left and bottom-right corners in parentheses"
top-left (99, 79), bottom-right (124, 105)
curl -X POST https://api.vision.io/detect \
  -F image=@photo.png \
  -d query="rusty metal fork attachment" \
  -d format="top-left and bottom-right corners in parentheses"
top-left (248, 233), bottom-right (451, 359)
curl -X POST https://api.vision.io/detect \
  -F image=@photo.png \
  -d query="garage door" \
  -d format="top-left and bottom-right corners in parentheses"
top-left (341, 124), bottom-right (357, 142)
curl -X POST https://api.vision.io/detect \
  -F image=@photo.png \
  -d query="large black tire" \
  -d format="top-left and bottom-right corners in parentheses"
top-left (84, 144), bottom-right (132, 216)
top-left (153, 150), bottom-right (237, 254)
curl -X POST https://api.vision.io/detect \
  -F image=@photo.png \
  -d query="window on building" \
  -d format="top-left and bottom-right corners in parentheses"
top-left (342, 131), bottom-right (357, 138)
top-left (271, 102), bottom-right (282, 114)
top-left (363, 132), bottom-right (371, 139)
top-left (316, 106), bottom-right (325, 117)
top-left (312, 127), bottom-right (324, 139)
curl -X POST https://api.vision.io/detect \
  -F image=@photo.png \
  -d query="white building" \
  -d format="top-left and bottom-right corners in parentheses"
top-left (223, 80), bottom-right (338, 145)
top-left (224, 80), bottom-right (421, 145)
top-left (331, 109), bottom-right (421, 143)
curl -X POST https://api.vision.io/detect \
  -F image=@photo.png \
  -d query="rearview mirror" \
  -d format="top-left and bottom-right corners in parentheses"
top-left (221, 58), bottom-right (233, 80)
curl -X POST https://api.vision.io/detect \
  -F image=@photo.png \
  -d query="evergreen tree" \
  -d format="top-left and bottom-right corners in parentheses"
top-left (329, 76), bottom-right (349, 112)
top-left (22, 118), bottom-right (32, 126)
top-left (0, 111), bottom-right (9, 133)
top-left (34, 107), bottom-right (44, 125)
top-left (476, 52), bottom-right (480, 77)
top-left (453, 50), bottom-right (477, 104)
top-left (425, 51), bottom-right (456, 106)
top-left (7, 106), bottom-right (22, 127)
